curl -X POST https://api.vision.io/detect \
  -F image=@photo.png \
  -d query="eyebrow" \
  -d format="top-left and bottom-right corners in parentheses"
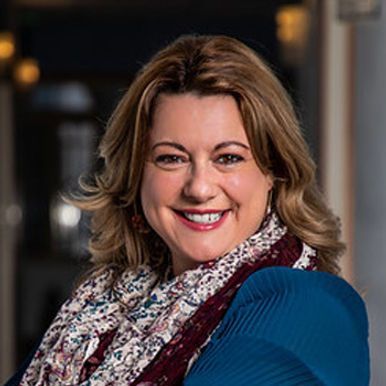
top-left (151, 140), bottom-right (250, 152)
top-left (214, 141), bottom-right (250, 151)
top-left (151, 141), bottom-right (188, 152)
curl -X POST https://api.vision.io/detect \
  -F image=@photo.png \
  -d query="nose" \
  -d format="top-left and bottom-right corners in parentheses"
top-left (182, 163), bottom-right (218, 203)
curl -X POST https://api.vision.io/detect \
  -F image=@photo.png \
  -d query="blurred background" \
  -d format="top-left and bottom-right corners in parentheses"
top-left (0, 0), bottom-right (385, 384)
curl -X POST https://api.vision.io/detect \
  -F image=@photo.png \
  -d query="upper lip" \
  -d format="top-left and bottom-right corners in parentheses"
top-left (174, 209), bottom-right (228, 214)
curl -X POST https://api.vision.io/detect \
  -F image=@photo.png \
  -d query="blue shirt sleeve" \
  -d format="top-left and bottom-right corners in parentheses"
top-left (184, 267), bottom-right (370, 386)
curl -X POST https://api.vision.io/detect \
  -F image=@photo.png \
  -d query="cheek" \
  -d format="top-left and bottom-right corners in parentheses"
top-left (224, 169), bottom-right (271, 206)
top-left (141, 167), bottom-right (182, 208)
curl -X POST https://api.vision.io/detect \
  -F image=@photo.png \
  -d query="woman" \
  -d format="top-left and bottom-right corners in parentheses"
top-left (8, 35), bottom-right (369, 385)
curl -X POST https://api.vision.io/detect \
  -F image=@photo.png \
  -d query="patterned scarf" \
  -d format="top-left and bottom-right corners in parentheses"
top-left (20, 212), bottom-right (317, 386)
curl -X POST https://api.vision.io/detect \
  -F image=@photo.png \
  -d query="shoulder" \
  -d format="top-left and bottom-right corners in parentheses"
top-left (228, 266), bottom-right (368, 329)
top-left (189, 267), bottom-right (370, 385)
top-left (224, 266), bottom-right (369, 354)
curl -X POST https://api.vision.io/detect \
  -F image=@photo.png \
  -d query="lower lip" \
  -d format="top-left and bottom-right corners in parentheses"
top-left (175, 211), bottom-right (229, 231)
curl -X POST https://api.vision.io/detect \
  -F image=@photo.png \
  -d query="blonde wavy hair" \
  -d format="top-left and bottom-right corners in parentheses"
top-left (71, 34), bottom-right (344, 276)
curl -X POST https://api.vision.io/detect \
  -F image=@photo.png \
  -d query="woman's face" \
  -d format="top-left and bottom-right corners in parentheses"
top-left (141, 93), bottom-right (273, 275)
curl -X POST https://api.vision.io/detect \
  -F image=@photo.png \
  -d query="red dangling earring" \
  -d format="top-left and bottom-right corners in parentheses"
top-left (131, 213), bottom-right (150, 234)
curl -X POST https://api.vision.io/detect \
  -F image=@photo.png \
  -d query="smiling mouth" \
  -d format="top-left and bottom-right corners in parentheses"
top-left (174, 210), bottom-right (228, 224)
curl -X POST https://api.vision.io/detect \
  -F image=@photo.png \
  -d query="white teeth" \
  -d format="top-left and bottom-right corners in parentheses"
top-left (183, 212), bottom-right (222, 224)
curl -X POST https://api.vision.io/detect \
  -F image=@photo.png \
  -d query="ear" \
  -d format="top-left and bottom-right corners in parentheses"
top-left (265, 173), bottom-right (274, 191)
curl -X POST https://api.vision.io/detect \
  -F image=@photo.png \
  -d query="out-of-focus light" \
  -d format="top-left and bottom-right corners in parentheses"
top-left (276, 5), bottom-right (309, 45)
top-left (54, 202), bottom-right (81, 228)
top-left (0, 31), bottom-right (15, 61)
top-left (276, 5), bottom-right (309, 65)
top-left (13, 58), bottom-right (40, 86)
top-left (277, 28), bottom-right (295, 44)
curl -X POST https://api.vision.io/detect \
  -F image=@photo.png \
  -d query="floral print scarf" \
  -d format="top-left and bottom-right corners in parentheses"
top-left (20, 212), bottom-right (317, 385)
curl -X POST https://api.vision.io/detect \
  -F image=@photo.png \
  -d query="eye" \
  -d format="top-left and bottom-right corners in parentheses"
top-left (154, 154), bottom-right (188, 167)
top-left (216, 154), bottom-right (244, 165)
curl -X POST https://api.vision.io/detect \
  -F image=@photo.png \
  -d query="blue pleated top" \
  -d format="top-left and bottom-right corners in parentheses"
top-left (184, 266), bottom-right (370, 386)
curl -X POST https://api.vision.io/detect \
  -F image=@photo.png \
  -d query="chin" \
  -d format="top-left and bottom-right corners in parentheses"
top-left (179, 246), bottom-right (228, 267)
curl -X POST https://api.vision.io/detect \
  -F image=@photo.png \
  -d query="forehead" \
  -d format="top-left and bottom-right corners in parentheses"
top-left (149, 93), bottom-right (249, 146)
